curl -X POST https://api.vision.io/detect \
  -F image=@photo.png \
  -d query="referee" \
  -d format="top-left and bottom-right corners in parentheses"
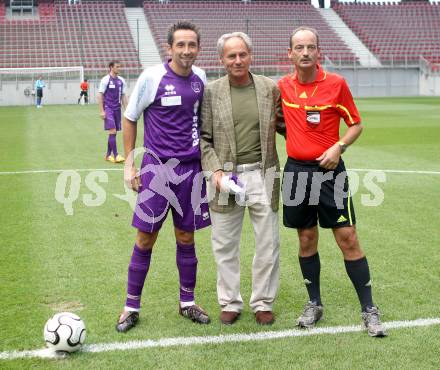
top-left (279, 26), bottom-right (386, 337)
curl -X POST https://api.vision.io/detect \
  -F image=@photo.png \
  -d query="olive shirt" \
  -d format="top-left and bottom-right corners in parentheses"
top-left (230, 82), bottom-right (262, 165)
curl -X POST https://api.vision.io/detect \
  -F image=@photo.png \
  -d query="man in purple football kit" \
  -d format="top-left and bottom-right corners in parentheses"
top-left (98, 60), bottom-right (128, 164)
top-left (116, 21), bottom-right (211, 332)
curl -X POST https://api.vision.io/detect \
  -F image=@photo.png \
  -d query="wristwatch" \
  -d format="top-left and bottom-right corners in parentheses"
top-left (338, 141), bottom-right (348, 154)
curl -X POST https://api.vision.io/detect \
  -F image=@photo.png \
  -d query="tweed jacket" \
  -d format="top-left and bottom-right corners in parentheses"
top-left (200, 73), bottom-right (285, 213)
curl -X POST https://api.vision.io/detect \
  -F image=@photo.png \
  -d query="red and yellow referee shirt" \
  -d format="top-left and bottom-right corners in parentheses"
top-left (278, 64), bottom-right (361, 161)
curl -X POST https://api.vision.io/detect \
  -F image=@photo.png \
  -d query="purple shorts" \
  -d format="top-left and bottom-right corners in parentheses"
top-left (132, 153), bottom-right (211, 233)
top-left (104, 107), bottom-right (121, 131)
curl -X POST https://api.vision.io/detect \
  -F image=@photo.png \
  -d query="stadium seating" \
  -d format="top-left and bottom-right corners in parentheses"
top-left (2, 0), bottom-right (438, 73)
top-left (0, 1), bottom-right (6, 23)
top-left (333, 1), bottom-right (440, 65)
top-left (143, 0), bottom-right (359, 72)
top-left (0, 0), bottom-right (141, 73)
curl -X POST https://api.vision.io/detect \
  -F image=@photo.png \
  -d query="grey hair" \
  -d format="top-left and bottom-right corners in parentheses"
top-left (217, 32), bottom-right (252, 57)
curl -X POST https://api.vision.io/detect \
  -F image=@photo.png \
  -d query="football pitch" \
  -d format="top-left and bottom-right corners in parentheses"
top-left (0, 97), bottom-right (439, 369)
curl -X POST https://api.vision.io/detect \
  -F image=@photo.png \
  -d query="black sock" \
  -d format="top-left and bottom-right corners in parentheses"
top-left (299, 253), bottom-right (322, 305)
top-left (344, 257), bottom-right (374, 311)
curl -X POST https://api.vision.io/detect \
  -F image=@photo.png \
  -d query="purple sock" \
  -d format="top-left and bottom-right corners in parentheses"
top-left (106, 135), bottom-right (112, 157)
top-left (125, 245), bottom-right (152, 310)
top-left (109, 133), bottom-right (118, 157)
top-left (176, 243), bottom-right (197, 302)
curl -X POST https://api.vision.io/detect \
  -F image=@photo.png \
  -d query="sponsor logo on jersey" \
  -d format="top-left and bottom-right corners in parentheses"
top-left (161, 96), bottom-right (182, 106)
top-left (306, 110), bottom-right (320, 124)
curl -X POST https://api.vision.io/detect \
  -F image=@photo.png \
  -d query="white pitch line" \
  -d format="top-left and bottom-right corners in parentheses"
top-left (1, 168), bottom-right (440, 176)
top-left (349, 168), bottom-right (440, 175)
top-left (0, 168), bottom-right (123, 175)
top-left (1, 318), bottom-right (439, 361)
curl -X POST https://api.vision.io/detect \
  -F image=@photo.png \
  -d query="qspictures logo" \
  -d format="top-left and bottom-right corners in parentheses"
top-left (54, 148), bottom-right (386, 217)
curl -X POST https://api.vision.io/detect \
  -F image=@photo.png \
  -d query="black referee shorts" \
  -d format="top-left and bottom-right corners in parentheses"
top-left (282, 157), bottom-right (356, 229)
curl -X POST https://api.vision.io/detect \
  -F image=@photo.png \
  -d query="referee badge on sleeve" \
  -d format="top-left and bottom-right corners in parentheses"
top-left (306, 110), bottom-right (321, 128)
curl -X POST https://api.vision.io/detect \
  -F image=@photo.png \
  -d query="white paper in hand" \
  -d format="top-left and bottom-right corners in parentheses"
top-left (220, 175), bottom-right (245, 197)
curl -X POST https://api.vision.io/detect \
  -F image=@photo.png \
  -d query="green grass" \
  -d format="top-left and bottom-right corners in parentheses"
top-left (0, 98), bottom-right (439, 369)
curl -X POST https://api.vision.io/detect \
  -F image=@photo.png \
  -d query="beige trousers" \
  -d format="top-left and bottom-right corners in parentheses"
top-left (210, 169), bottom-right (280, 313)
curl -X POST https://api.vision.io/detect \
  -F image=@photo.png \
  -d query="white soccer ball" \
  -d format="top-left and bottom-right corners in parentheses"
top-left (43, 312), bottom-right (86, 353)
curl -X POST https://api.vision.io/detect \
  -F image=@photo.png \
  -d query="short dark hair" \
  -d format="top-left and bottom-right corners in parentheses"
top-left (289, 26), bottom-right (320, 49)
top-left (84, 79), bottom-right (88, 82)
top-left (108, 60), bottom-right (121, 69)
top-left (167, 21), bottom-right (200, 47)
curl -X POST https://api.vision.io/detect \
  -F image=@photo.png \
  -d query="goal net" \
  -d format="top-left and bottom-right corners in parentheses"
top-left (0, 66), bottom-right (84, 88)
top-left (0, 66), bottom-right (84, 105)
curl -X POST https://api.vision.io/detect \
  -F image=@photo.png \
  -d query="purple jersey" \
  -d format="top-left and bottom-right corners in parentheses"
top-left (99, 74), bottom-right (126, 111)
top-left (124, 63), bottom-right (206, 162)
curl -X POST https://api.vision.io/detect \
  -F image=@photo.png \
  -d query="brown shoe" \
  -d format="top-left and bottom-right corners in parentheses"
top-left (255, 311), bottom-right (275, 325)
top-left (220, 311), bottom-right (240, 325)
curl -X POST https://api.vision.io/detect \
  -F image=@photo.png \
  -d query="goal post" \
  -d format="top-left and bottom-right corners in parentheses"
top-left (0, 66), bottom-right (84, 106)
top-left (0, 66), bottom-right (84, 86)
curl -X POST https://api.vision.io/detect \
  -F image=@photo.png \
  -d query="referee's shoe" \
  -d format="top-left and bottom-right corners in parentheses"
top-left (296, 301), bottom-right (323, 328)
top-left (362, 306), bottom-right (387, 337)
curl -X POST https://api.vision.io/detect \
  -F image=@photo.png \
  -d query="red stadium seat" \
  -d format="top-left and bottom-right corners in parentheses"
top-left (333, 1), bottom-right (440, 65)
top-left (143, 0), bottom-right (359, 70)
top-left (0, 0), bottom-right (141, 72)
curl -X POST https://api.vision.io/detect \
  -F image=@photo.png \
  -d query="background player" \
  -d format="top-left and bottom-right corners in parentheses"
top-left (78, 78), bottom-right (89, 104)
top-left (35, 75), bottom-right (45, 108)
top-left (98, 61), bottom-right (127, 163)
top-left (116, 21), bottom-right (211, 332)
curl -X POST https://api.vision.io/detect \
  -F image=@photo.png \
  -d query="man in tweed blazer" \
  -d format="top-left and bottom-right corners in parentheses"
top-left (200, 32), bottom-right (285, 326)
